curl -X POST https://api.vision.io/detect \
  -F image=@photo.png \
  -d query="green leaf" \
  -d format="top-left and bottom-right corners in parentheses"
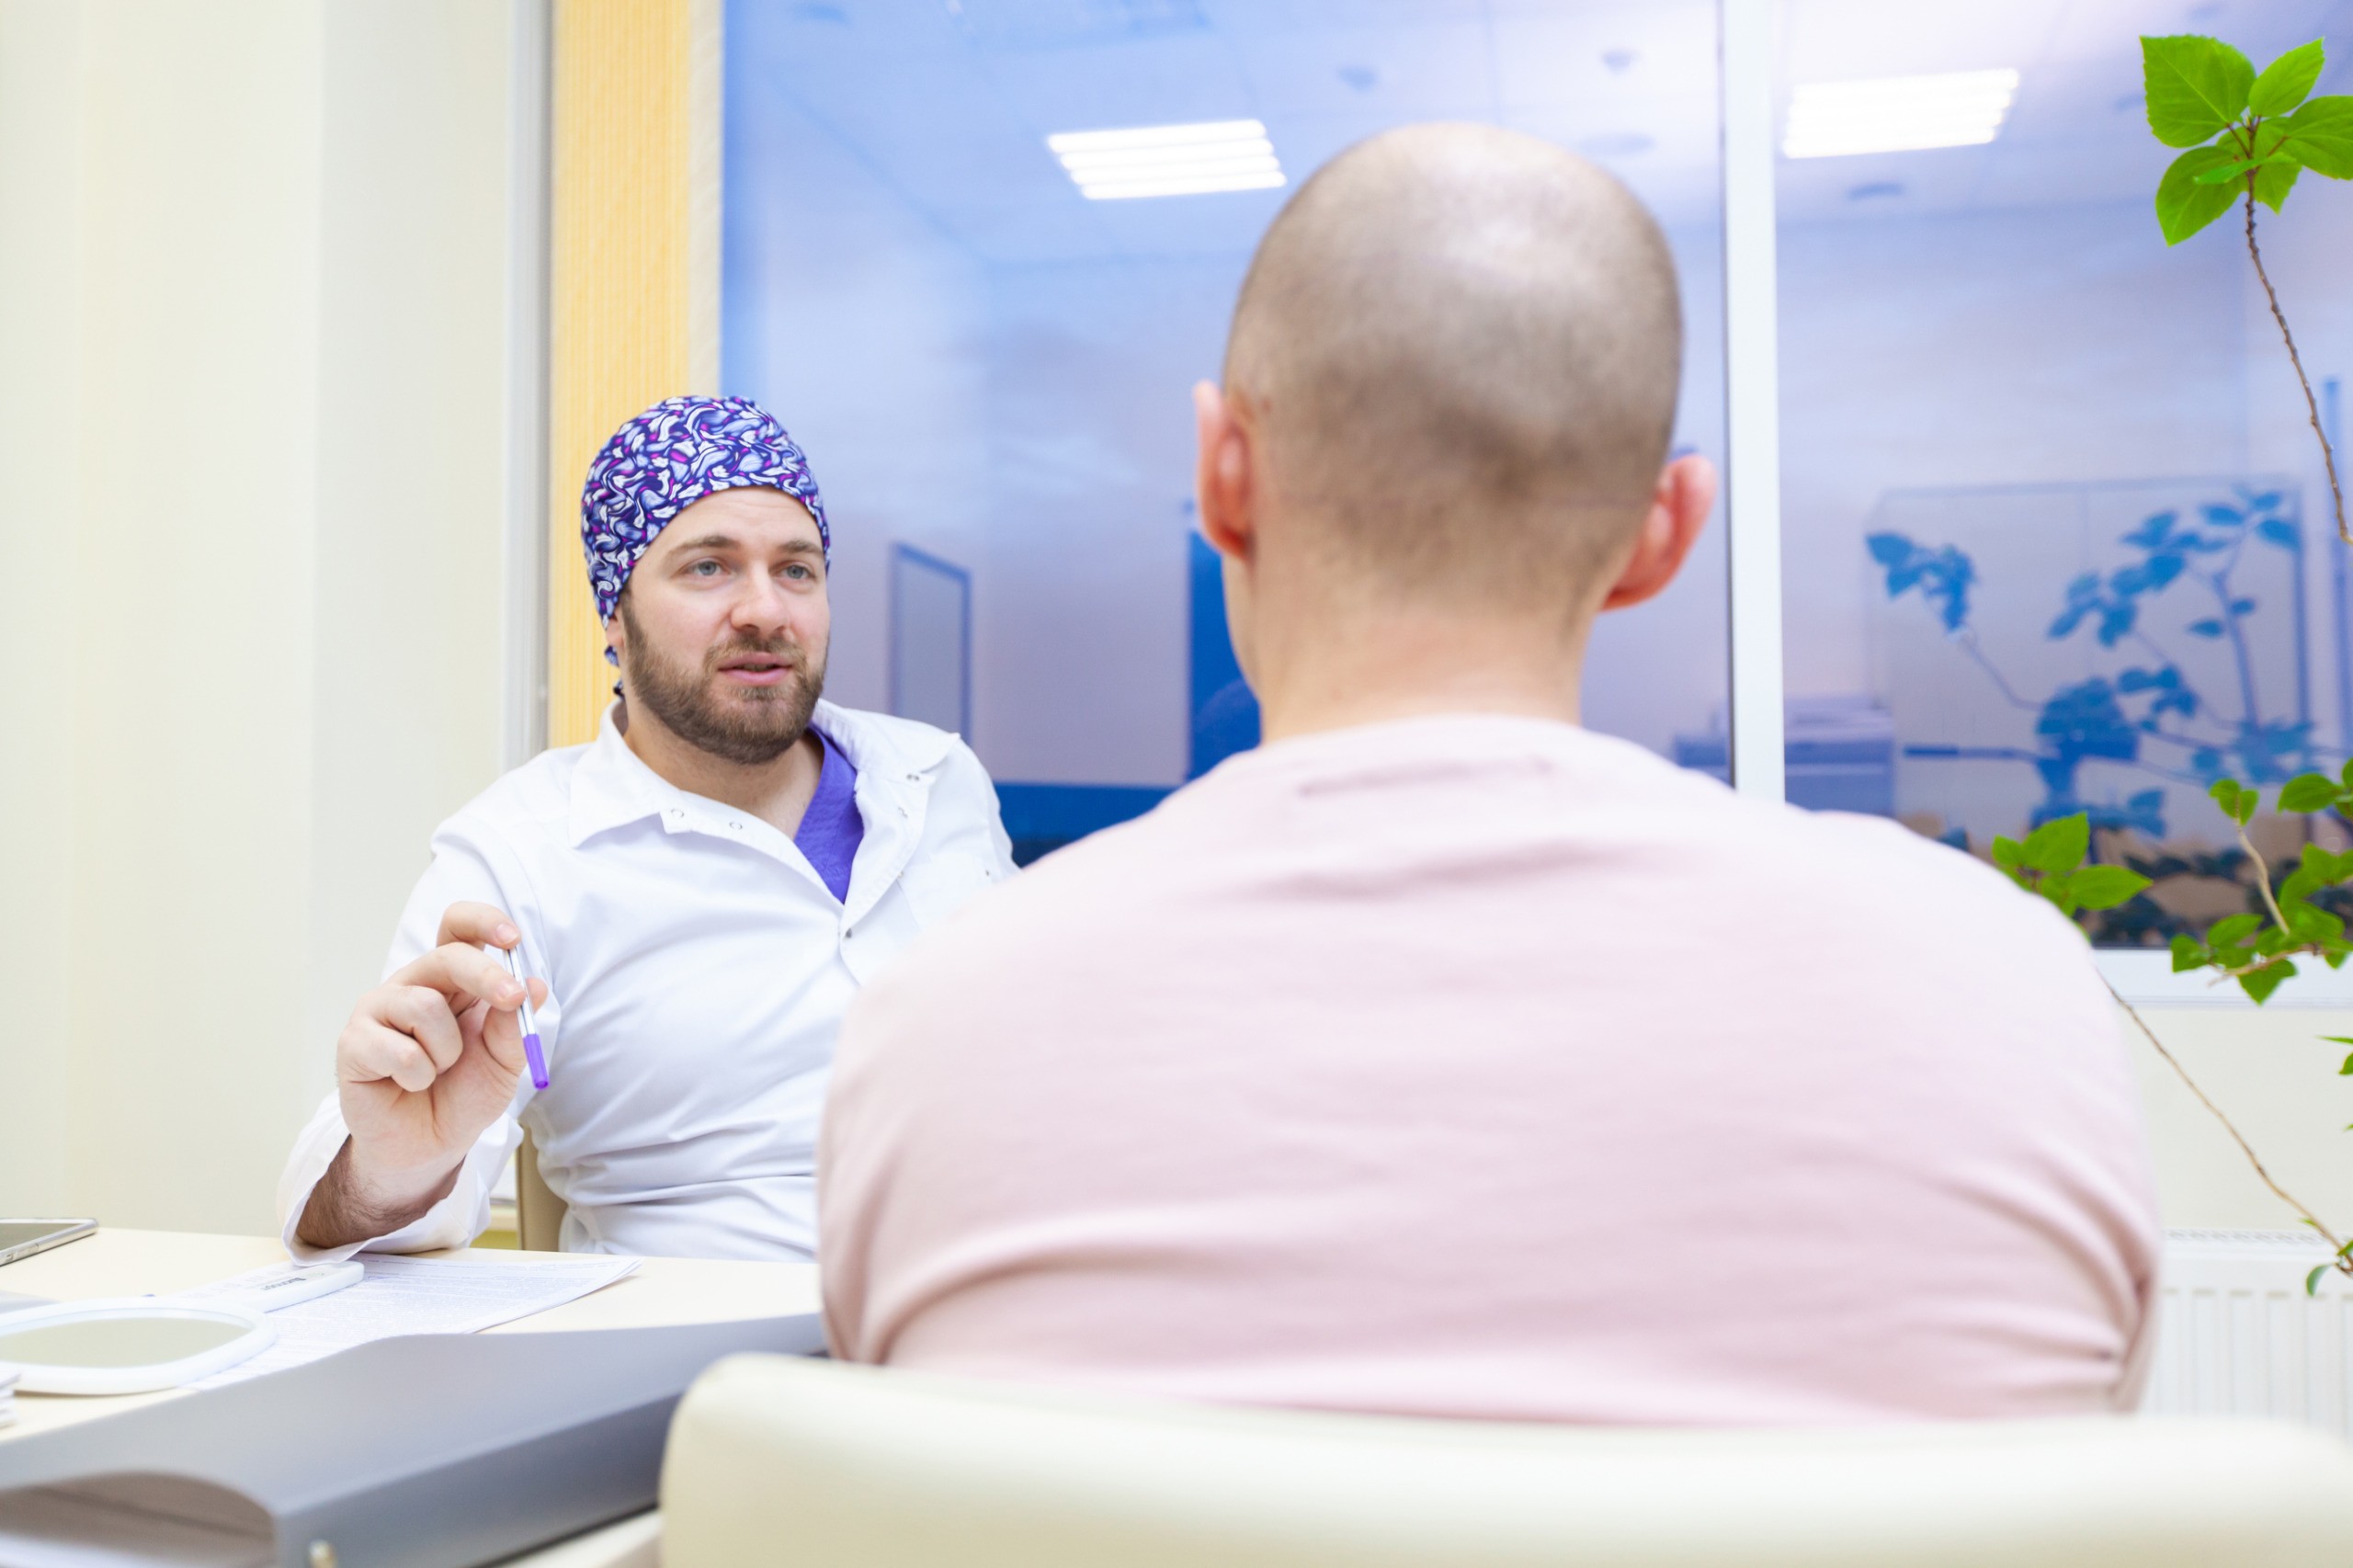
top-left (2279, 772), bottom-right (2341, 812)
top-left (2208, 913), bottom-right (2264, 948)
top-left (2278, 96), bottom-right (2353, 178)
top-left (1989, 835), bottom-right (2024, 869)
top-left (2157, 142), bottom-right (2245, 242)
top-left (2309, 1263), bottom-right (2330, 1296)
top-left (2256, 160), bottom-right (2302, 215)
top-left (2242, 959), bottom-right (2297, 1004)
top-left (2171, 933), bottom-right (2210, 971)
top-left (2237, 788), bottom-right (2261, 824)
top-left (2290, 903), bottom-right (2345, 943)
top-left (2336, 1051), bottom-right (2353, 1075)
top-left (2211, 778), bottom-right (2244, 815)
top-left (2252, 123), bottom-right (2303, 212)
top-left (2143, 34), bottom-right (2256, 146)
top-left (2250, 40), bottom-right (2326, 117)
top-left (2038, 873), bottom-right (2080, 916)
top-left (2021, 812), bottom-right (2091, 873)
top-left (2192, 148), bottom-right (2300, 181)
top-left (2070, 865), bottom-right (2153, 910)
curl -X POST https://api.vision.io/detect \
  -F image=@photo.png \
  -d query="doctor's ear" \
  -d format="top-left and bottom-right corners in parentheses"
top-left (604, 589), bottom-right (630, 664)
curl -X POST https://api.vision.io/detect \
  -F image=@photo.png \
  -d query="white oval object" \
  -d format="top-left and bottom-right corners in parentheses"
top-left (0, 1298), bottom-right (272, 1394)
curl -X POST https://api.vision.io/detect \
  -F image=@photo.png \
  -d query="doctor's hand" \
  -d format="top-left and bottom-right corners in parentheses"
top-left (296, 903), bottom-right (548, 1249)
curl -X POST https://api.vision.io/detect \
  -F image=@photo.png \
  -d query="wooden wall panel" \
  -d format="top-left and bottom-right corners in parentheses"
top-left (546, 0), bottom-right (720, 747)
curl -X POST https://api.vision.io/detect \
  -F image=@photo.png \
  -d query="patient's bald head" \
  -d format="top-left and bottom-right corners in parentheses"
top-left (1225, 123), bottom-right (1682, 609)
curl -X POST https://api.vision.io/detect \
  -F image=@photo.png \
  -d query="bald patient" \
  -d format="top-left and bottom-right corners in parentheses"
top-left (821, 126), bottom-right (2161, 1424)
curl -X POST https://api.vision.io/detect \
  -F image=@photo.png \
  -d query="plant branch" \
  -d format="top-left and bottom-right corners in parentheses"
top-left (1956, 631), bottom-right (2037, 710)
top-left (2237, 817), bottom-right (2291, 932)
top-left (2109, 979), bottom-right (2349, 1262)
top-left (2244, 189), bottom-right (2349, 546)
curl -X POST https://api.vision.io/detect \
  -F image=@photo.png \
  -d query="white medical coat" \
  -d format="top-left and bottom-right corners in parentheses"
top-left (277, 699), bottom-right (1015, 1262)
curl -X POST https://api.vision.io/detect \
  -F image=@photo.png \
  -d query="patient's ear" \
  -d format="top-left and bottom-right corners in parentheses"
top-left (1600, 453), bottom-right (1716, 612)
top-left (1194, 381), bottom-right (1256, 562)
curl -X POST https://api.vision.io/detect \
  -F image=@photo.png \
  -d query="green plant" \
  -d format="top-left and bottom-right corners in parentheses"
top-left (2127, 34), bottom-right (2353, 1294)
top-left (2145, 34), bottom-right (2353, 542)
top-left (2001, 806), bottom-right (2353, 1292)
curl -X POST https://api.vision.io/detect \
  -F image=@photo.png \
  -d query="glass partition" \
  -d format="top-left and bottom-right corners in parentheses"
top-left (1775, 0), bottom-right (2353, 946)
top-left (725, 0), bottom-right (1731, 861)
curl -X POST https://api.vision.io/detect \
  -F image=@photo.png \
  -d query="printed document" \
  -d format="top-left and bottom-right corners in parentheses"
top-left (175, 1254), bottom-right (638, 1390)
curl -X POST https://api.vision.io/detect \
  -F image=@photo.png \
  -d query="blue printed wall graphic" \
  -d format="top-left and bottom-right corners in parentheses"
top-left (1866, 476), bottom-right (2331, 945)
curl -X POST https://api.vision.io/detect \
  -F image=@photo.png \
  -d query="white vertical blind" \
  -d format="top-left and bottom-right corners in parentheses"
top-left (1719, 0), bottom-right (1788, 801)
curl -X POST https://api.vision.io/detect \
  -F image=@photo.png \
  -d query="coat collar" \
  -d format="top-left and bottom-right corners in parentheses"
top-left (564, 699), bottom-right (954, 849)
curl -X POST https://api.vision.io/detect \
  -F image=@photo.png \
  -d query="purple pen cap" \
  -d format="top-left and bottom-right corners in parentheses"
top-left (497, 941), bottom-right (551, 1091)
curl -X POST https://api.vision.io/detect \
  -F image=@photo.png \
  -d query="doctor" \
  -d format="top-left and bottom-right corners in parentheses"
top-left (280, 395), bottom-right (1015, 1261)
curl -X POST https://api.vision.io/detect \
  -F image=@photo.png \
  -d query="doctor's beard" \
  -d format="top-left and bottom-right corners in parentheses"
top-left (618, 599), bottom-right (827, 767)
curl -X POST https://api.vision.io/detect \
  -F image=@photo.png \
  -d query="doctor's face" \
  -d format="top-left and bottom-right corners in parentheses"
top-left (609, 486), bottom-right (832, 766)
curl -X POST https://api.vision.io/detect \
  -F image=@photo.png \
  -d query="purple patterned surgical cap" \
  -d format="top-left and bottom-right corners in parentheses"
top-left (579, 394), bottom-right (832, 631)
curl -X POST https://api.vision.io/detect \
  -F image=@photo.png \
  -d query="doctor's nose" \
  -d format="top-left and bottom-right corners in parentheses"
top-left (729, 572), bottom-right (796, 635)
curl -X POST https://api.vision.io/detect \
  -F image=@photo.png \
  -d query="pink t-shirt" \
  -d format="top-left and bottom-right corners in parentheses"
top-left (821, 714), bottom-right (2161, 1425)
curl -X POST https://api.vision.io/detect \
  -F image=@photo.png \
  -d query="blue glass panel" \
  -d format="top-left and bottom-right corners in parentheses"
top-left (726, 0), bottom-right (1730, 858)
top-left (1775, 0), bottom-right (2353, 946)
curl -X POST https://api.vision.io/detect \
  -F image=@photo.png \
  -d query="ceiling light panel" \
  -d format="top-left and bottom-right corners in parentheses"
top-left (1783, 69), bottom-right (2019, 159)
top-left (1046, 119), bottom-right (1285, 199)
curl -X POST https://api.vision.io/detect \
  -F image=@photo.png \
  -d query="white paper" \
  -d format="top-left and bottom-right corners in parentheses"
top-left (174, 1254), bottom-right (638, 1391)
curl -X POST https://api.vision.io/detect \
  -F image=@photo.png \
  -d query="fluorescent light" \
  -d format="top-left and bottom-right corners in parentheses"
top-left (1047, 118), bottom-right (1288, 199)
top-left (1783, 68), bottom-right (2018, 158)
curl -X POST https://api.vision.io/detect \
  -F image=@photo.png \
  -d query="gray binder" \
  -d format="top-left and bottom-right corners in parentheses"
top-left (0, 1313), bottom-right (824, 1568)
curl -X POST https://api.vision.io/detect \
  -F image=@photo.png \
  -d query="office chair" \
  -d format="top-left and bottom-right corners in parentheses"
top-left (515, 1130), bottom-right (568, 1253)
top-left (662, 1353), bottom-right (2353, 1567)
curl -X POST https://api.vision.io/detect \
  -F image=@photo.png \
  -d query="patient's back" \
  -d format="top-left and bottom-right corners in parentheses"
top-left (820, 713), bottom-right (2160, 1424)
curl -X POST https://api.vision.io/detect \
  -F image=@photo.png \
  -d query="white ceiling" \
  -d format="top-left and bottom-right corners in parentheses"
top-left (730, 0), bottom-right (2353, 265)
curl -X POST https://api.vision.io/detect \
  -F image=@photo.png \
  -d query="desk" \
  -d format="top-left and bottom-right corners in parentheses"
top-left (1, 1227), bottom-right (821, 1444)
top-left (0, 1228), bottom-right (823, 1568)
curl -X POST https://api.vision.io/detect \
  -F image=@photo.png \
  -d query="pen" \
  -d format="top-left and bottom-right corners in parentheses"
top-left (495, 943), bottom-right (551, 1091)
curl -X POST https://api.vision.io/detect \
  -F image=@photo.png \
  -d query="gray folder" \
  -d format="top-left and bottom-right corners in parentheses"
top-left (0, 1313), bottom-right (824, 1568)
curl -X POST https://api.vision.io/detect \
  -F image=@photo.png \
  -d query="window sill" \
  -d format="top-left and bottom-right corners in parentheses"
top-left (2097, 949), bottom-right (2353, 1008)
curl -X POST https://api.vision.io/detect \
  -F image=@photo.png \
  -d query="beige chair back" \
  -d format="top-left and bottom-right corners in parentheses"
top-left (515, 1129), bottom-right (568, 1252)
top-left (662, 1354), bottom-right (2353, 1568)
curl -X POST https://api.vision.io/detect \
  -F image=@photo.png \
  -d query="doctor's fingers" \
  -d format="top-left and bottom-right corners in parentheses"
top-left (339, 1015), bottom-right (449, 1095)
top-left (368, 984), bottom-right (472, 1075)
top-left (469, 994), bottom-right (530, 1077)
top-left (435, 901), bottom-right (523, 952)
top-left (388, 942), bottom-right (527, 1014)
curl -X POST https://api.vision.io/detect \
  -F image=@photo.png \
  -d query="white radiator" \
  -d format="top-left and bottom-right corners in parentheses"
top-left (2146, 1229), bottom-right (2353, 1436)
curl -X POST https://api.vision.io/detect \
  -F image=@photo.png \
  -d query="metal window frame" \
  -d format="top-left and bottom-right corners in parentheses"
top-left (1718, 0), bottom-right (1786, 805)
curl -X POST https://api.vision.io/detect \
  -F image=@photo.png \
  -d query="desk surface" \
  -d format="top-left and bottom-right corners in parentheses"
top-left (0, 1227), bottom-right (821, 1444)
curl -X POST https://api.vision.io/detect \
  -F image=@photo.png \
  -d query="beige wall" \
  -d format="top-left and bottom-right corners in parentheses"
top-left (0, 1), bottom-right (539, 1234)
top-left (2130, 1003), bottom-right (2353, 1233)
